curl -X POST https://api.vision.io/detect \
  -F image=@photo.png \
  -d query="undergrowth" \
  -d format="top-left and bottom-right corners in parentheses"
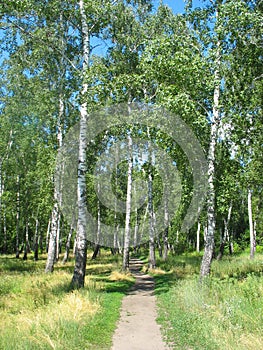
top-left (154, 252), bottom-right (263, 350)
top-left (0, 251), bottom-right (134, 350)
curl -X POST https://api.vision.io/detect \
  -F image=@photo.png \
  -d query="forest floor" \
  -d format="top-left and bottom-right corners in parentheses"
top-left (111, 258), bottom-right (169, 350)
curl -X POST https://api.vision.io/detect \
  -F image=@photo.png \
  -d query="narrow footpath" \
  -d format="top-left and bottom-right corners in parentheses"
top-left (111, 258), bottom-right (169, 350)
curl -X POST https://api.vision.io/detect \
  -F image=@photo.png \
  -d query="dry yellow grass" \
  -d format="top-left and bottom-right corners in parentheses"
top-left (108, 270), bottom-right (134, 282)
top-left (149, 267), bottom-right (167, 275)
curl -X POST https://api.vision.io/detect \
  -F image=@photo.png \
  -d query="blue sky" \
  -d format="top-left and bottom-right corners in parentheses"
top-left (153, 0), bottom-right (204, 13)
top-left (153, 0), bottom-right (185, 13)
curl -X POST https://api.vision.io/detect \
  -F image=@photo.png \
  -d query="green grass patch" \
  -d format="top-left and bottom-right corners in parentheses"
top-left (154, 252), bottom-right (263, 350)
top-left (0, 251), bottom-right (134, 350)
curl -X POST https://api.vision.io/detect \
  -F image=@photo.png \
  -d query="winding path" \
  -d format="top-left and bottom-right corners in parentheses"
top-left (111, 258), bottom-right (169, 350)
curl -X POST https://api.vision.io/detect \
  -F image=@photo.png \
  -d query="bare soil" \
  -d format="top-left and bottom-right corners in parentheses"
top-left (111, 258), bottom-right (169, 350)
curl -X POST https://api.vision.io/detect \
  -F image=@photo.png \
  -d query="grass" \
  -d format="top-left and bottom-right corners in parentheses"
top-left (153, 252), bottom-right (263, 350)
top-left (2, 249), bottom-right (262, 350)
top-left (0, 251), bottom-right (134, 350)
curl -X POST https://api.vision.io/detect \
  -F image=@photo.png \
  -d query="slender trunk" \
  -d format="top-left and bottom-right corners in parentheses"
top-left (217, 227), bottom-right (224, 261)
top-left (45, 100), bottom-right (63, 268)
top-left (203, 225), bottom-right (207, 243)
top-left (133, 208), bottom-right (139, 248)
top-left (0, 162), bottom-right (2, 252)
top-left (122, 133), bottom-right (133, 271)
top-left (3, 206), bottom-right (7, 254)
top-left (73, 236), bottom-right (77, 256)
top-left (46, 9), bottom-right (65, 269)
top-left (157, 234), bottom-right (162, 258)
top-left (46, 219), bottom-right (51, 253)
top-left (163, 186), bottom-right (169, 261)
top-left (133, 182), bottom-right (139, 248)
top-left (200, 9), bottom-right (221, 278)
top-left (56, 211), bottom-right (61, 261)
top-left (248, 189), bottom-right (255, 259)
top-left (196, 220), bottom-right (201, 253)
top-left (45, 203), bottom-right (59, 272)
top-left (92, 197), bottom-right (101, 260)
top-left (1, 132), bottom-right (12, 254)
top-left (23, 220), bottom-right (30, 260)
top-left (229, 234), bottom-right (234, 255)
top-left (217, 202), bottom-right (232, 260)
top-left (62, 218), bottom-right (75, 264)
top-left (148, 170), bottom-right (156, 268)
top-left (34, 217), bottom-right (39, 261)
top-left (148, 129), bottom-right (155, 269)
top-left (113, 144), bottom-right (120, 255)
top-left (71, 0), bottom-right (90, 288)
top-left (0, 168), bottom-right (7, 254)
top-left (15, 175), bottom-right (20, 258)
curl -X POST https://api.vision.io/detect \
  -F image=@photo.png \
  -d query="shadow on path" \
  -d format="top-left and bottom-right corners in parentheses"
top-left (111, 258), bottom-right (169, 350)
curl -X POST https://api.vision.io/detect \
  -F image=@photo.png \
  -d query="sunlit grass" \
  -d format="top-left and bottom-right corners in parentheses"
top-left (155, 252), bottom-right (263, 350)
top-left (0, 251), bottom-right (132, 350)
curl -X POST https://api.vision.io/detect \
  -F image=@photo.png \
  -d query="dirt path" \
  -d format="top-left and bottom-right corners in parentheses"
top-left (111, 258), bottom-right (169, 350)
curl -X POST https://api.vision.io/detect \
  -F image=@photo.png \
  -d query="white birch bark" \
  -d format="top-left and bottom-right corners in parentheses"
top-left (23, 219), bottom-right (30, 260)
top-left (248, 188), bottom-right (256, 259)
top-left (200, 6), bottom-right (221, 277)
top-left (92, 188), bottom-right (101, 260)
top-left (147, 128), bottom-right (156, 268)
top-left (196, 220), bottom-right (201, 253)
top-left (46, 218), bottom-right (51, 253)
top-left (71, 0), bottom-right (90, 287)
top-left (45, 11), bottom-right (65, 271)
top-left (122, 133), bottom-right (133, 271)
top-left (34, 216), bottom-right (39, 261)
top-left (163, 186), bottom-right (169, 261)
top-left (15, 175), bottom-right (20, 258)
top-left (148, 168), bottom-right (156, 268)
top-left (45, 102), bottom-right (63, 271)
top-left (0, 131), bottom-right (13, 254)
top-left (45, 202), bottom-right (59, 272)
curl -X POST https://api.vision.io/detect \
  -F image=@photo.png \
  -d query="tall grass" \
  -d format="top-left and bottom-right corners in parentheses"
top-left (0, 252), bottom-right (134, 350)
top-left (154, 253), bottom-right (263, 350)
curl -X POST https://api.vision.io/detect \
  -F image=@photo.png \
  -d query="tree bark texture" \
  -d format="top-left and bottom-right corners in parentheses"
top-left (71, 0), bottom-right (90, 288)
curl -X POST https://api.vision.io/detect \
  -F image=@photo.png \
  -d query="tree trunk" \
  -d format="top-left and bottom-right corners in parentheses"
top-left (157, 235), bottom-right (162, 258)
top-left (62, 219), bottom-right (75, 264)
top-left (217, 202), bottom-right (232, 260)
top-left (248, 189), bottom-right (256, 259)
top-left (34, 217), bottom-right (39, 261)
top-left (122, 133), bottom-right (133, 271)
top-left (92, 197), bottom-right (101, 260)
top-left (23, 220), bottom-right (30, 260)
top-left (46, 218), bottom-right (51, 253)
top-left (147, 128), bottom-right (156, 269)
top-left (91, 244), bottom-right (100, 260)
top-left (15, 175), bottom-right (20, 259)
top-left (3, 206), bottom-right (7, 254)
top-left (0, 162), bottom-right (2, 252)
top-left (196, 220), bottom-right (201, 253)
top-left (133, 183), bottom-right (139, 248)
top-left (45, 95), bottom-right (63, 268)
top-left (71, 0), bottom-right (90, 288)
top-left (56, 211), bottom-right (61, 261)
top-left (45, 202), bottom-right (59, 272)
top-left (0, 131), bottom-right (12, 254)
top-left (200, 14), bottom-right (221, 278)
top-left (45, 9), bottom-right (65, 269)
top-left (163, 188), bottom-right (169, 261)
top-left (148, 169), bottom-right (156, 269)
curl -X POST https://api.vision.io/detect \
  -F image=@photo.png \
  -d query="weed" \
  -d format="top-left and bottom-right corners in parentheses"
top-left (155, 252), bottom-right (263, 350)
